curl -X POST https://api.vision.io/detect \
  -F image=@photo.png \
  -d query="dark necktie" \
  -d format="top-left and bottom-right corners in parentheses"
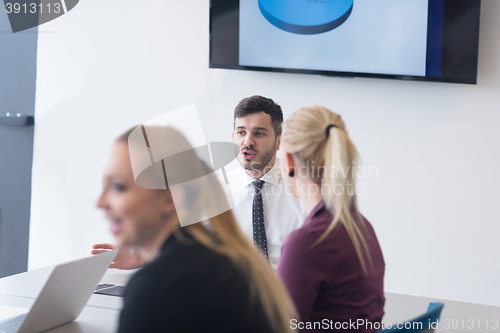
top-left (252, 180), bottom-right (268, 260)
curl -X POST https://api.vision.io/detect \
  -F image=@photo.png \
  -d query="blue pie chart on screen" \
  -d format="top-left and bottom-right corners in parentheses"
top-left (258, 0), bottom-right (354, 35)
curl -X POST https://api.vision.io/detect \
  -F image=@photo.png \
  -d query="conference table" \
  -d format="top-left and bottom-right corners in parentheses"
top-left (1, 263), bottom-right (499, 332)
top-left (0, 265), bottom-right (130, 333)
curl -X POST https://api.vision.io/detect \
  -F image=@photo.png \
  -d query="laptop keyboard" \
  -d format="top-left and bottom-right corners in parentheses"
top-left (0, 313), bottom-right (27, 333)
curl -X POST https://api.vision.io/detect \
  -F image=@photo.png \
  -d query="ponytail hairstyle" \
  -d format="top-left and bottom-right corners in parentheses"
top-left (117, 126), bottom-right (296, 333)
top-left (281, 106), bottom-right (372, 273)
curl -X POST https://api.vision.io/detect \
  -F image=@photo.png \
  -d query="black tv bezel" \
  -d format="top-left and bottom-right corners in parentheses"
top-left (209, 0), bottom-right (481, 85)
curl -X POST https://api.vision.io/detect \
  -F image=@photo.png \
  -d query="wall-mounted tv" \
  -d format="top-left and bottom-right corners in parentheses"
top-left (210, 0), bottom-right (481, 84)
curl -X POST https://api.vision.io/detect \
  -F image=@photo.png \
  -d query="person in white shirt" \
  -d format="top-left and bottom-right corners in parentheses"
top-left (228, 95), bottom-right (303, 269)
top-left (92, 95), bottom-right (303, 270)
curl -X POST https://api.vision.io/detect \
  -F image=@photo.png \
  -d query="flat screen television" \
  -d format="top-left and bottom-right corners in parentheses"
top-left (210, 0), bottom-right (481, 84)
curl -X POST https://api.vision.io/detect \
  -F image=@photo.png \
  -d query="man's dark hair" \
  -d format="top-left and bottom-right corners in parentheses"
top-left (233, 95), bottom-right (283, 136)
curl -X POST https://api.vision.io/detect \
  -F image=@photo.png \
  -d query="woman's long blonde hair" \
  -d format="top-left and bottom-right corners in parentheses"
top-left (281, 106), bottom-right (372, 273)
top-left (118, 126), bottom-right (296, 333)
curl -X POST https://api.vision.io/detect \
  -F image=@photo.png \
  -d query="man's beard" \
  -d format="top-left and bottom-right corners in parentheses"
top-left (240, 140), bottom-right (277, 174)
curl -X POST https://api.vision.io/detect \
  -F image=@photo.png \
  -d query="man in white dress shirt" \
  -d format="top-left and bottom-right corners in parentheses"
top-left (228, 95), bottom-right (303, 269)
top-left (92, 96), bottom-right (303, 270)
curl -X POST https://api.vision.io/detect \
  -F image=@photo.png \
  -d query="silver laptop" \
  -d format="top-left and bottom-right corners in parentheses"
top-left (0, 250), bottom-right (117, 333)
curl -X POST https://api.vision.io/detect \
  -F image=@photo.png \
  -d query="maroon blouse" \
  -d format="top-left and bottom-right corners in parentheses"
top-left (278, 200), bottom-right (385, 332)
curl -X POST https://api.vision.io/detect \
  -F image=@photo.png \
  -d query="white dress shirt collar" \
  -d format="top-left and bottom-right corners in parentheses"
top-left (240, 158), bottom-right (281, 188)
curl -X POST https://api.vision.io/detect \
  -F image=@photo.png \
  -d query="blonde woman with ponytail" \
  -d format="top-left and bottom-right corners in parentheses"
top-left (96, 126), bottom-right (295, 333)
top-left (278, 106), bottom-right (385, 332)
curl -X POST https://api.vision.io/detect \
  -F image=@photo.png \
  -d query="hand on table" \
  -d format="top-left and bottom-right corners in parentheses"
top-left (91, 243), bottom-right (144, 270)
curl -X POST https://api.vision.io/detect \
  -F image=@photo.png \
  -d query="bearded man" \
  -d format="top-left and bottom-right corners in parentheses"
top-left (229, 95), bottom-right (303, 270)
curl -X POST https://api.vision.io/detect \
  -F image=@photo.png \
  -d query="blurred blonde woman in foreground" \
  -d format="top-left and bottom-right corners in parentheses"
top-left (278, 106), bottom-right (385, 333)
top-left (97, 126), bottom-right (296, 333)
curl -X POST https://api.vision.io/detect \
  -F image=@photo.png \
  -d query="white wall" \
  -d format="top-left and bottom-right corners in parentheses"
top-left (30, 0), bottom-right (500, 307)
